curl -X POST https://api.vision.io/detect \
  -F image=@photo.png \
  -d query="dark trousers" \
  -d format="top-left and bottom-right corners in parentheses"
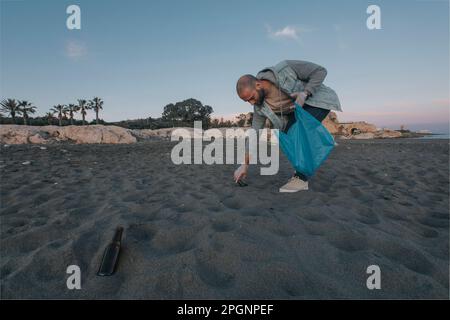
top-left (282, 104), bottom-right (330, 181)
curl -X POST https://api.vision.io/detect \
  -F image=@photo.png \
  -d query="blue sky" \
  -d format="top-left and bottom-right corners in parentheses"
top-left (1, 0), bottom-right (449, 132)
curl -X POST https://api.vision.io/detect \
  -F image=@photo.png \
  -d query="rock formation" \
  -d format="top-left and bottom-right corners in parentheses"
top-left (0, 113), bottom-right (404, 145)
top-left (322, 112), bottom-right (401, 139)
top-left (0, 125), bottom-right (137, 144)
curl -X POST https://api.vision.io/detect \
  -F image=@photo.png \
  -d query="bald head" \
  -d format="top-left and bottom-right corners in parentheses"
top-left (236, 74), bottom-right (257, 95)
top-left (236, 74), bottom-right (265, 106)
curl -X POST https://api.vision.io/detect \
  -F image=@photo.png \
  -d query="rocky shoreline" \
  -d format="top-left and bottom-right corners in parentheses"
top-left (0, 121), bottom-right (427, 145)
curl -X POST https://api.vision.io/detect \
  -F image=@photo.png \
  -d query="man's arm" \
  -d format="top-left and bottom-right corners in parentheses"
top-left (234, 108), bottom-right (266, 182)
top-left (286, 60), bottom-right (327, 96)
top-left (244, 107), bottom-right (266, 165)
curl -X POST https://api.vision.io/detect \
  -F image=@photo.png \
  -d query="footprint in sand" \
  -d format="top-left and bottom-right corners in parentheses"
top-left (150, 227), bottom-right (197, 255)
top-left (355, 209), bottom-right (380, 225)
top-left (211, 218), bottom-right (237, 233)
top-left (127, 223), bottom-right (156, 243)
top-left (8, 218), bottom-right (27, 228)
top-left (220, 197), bottom-right (244, 210)
top-left (32, 219), bottom-right (47, 227)
top-left (194, 248), bottom-right (235, 289)
top-left (325, 225), bottom-right (369, 252)
top-left (206, 205), bottom-right (222, 213)
top-left (32, 194), bottom-right (51, 206)
top-left (431, 212), bottom-right (448, 220)
top-left (71, 229), bottom-right (103, 273)
top-left (409, 225), bottom-right (439, 239)
top-left (376, 241), bottom-right (435, 275)
top-left (301, 210), bottom-right (328, 222)
top-left (417, 216), bottom-right (449, 229)
top-left (270, 225), bottom-right (296, 237)
top-left (122, 193), bottom-right (148, 204)
top-left (68, 206), bottom-right (92, 218)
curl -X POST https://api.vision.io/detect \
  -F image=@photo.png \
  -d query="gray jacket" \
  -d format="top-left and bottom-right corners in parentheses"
top-left (252, 60), bottom-right (342, 132)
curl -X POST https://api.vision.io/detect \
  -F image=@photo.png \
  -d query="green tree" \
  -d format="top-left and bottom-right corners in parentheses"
top-left (161, 98), bottom-right (213, 128)
top-left (89, 97), bottom-right (104, 124)
top-left (0, 99), bottom-right (19, 123)
top-left (162, 103), bottom-right (182, 127)
top-left (66, 104), bottom-right (80, 125)
top-left (196, 104), bottom-right (213, 128)
top-left (45, 111), bottom-right (55, 125)
top-left (51, 104), bottom-right (67, 126)
top-left (235, 114), bottom-right (248, 127)
top-left (17, 100), bottom-right (37, 125)
top-left (210, 118), bottom-right (220, 128)
top-left (77, 99), bottom-right (89, 125)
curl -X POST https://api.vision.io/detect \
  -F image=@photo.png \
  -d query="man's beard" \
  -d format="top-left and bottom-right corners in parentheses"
top-left (255, 88), bottom-right (265, 105)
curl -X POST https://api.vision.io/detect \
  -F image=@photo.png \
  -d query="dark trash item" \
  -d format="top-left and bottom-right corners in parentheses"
top-left (97, 227), bottom-right (124, 276)
top-left (236, 179), bottom-right (248, 187)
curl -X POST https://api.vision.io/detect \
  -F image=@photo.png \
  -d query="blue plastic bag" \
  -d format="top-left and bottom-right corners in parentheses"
top-left (276, 103), bottom-right (335, 178)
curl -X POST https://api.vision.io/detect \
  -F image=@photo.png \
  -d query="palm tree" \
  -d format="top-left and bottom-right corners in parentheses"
top-left (77, 99), bottom-right (89, 125)
top-left (89, 97), bottom-right (104, 125)
top-left (45, 111), bottom-right (55, 125)
top-left (17, 100), bottom-right (37, 125)
top-left (0, 99), bottom-right (19, 123)
top-left (51, 104), bottom-right (67, 126)
top-left (66, 104), bottom-right (80, 125)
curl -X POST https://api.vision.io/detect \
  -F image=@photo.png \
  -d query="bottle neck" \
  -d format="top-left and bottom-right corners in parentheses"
top-left (113, 227), bottom-right (123, 244)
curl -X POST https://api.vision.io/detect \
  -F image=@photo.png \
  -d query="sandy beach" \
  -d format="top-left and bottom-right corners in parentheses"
top-left (0, 138), bottom-right (448, 299)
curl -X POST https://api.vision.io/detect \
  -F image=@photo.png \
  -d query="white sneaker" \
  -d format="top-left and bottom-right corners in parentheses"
top-left (279, 176), bottom-right (309, 193)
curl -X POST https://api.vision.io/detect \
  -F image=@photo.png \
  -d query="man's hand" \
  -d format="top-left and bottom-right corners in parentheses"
top-left (234, 164), bottom-right (248, 183)
top-left (290, 91), bottom-right (309, 107)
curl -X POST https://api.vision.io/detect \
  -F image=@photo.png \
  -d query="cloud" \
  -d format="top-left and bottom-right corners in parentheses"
top-left (266, 25), bottom-right (311, 41)
top-left (271, 26), bottom-right (298, 40)
top-left (65, 40), bottom-right (87, 59)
